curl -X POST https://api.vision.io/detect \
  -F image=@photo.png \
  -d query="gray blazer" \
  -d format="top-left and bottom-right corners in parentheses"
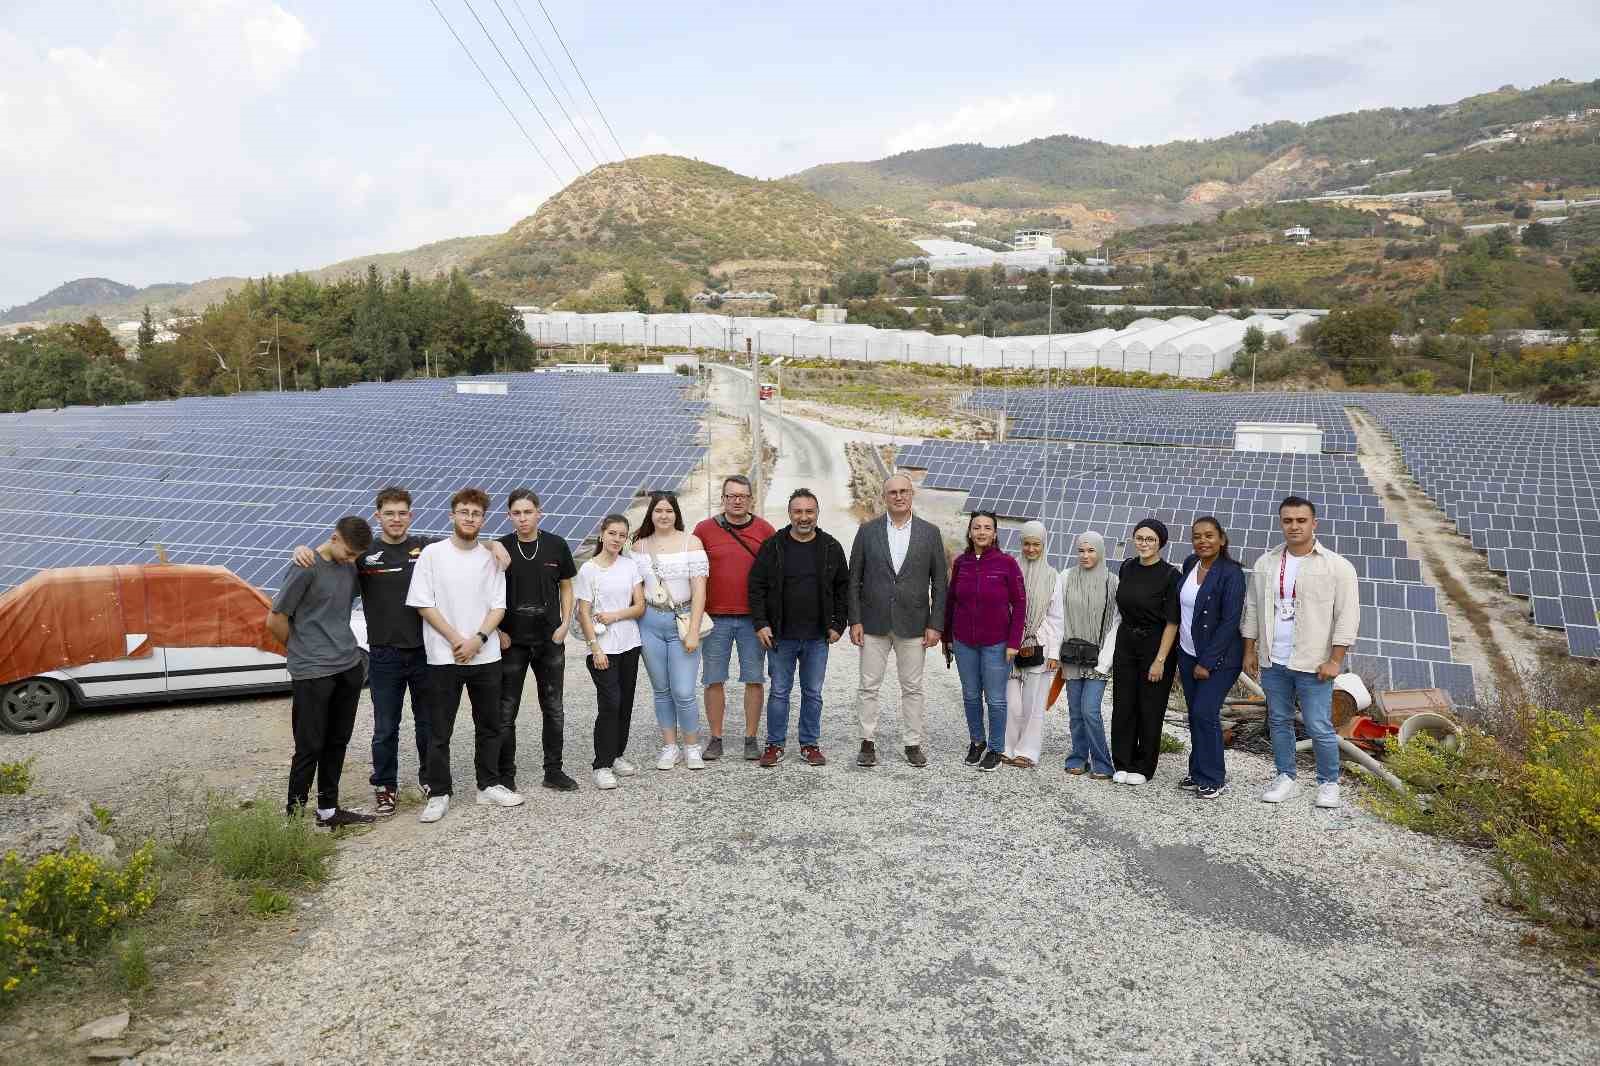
top-left (847, 513), bottom-right (949, 638)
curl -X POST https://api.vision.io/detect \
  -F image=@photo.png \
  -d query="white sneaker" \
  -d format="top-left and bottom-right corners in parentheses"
top-left (612, 756), bottom-right (638, 777)
top-left (1124, 772), bottom-right (1148, 786)
top-left (683, 745), bottom-right (705, 770)
top-left (476, 785), bottom-right (525, 807)
top-left (1112, 771), bottom-right (1128, 784)
top-left (656, 745), bottom-right (680, 771)
top-left (1315, 782), bottom-right (1342, 809)
top-left (1260, 774), bottom-right (1299, 804)
top-left (593, 768), bottom-right (618, 790)
top-left (419, 795), bottom-right (449, 823)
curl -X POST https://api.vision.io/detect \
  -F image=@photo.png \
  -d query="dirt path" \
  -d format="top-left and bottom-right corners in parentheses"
top-left (1348, 407), bottom-right (1563, 697)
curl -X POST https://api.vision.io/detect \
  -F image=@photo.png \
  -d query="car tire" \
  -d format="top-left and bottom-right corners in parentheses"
top-left (0, 678), bottom-right (72, 734)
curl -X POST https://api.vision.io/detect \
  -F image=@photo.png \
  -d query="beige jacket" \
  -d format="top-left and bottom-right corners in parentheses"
top-left (1241, 541), bottom-right (1359, 672)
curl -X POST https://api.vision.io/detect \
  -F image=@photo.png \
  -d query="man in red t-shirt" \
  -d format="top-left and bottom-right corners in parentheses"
top-left (692, 475), bottom-right (776, 760)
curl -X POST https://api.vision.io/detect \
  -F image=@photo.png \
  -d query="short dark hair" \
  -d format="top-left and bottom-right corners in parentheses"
top-left (788, 488), bottom-right (818, 507)
top-left (722, 475), bottom-right (752, 494)
top-left (507, 488), bottom-right (541, 510)
top-left (334, 515), bottom-right (374, 552)
top-left (374, 486), bottom-right (411, 511)
top-left (450, 487), bottom-right (490, 513)
top-left (1278, 495), bottom-right (1317, 517)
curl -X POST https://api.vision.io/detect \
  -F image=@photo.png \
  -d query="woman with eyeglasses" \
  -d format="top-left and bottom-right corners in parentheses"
top-left (1109, 518), bottom-right (1180, 786)
top-left (942, 511), bottom-right (1025, 773)
top-left (632, 492), bottom-right (709, 771)
top-left (1175, 516), bottom-right (1246, 800)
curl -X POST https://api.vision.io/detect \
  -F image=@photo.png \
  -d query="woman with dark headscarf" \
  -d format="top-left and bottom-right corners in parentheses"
top-left (1109, 518), bottom-right (1180, 786)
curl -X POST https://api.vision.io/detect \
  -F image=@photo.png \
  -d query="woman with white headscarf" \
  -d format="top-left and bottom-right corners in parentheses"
top-left (1042, 530), bottom-right (1120, 779)
top-left (1002, 521), bottom-right (1058, 767)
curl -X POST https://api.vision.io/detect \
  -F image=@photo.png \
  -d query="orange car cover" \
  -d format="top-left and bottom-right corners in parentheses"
top-left (0, 565), bottom-right (286, 686)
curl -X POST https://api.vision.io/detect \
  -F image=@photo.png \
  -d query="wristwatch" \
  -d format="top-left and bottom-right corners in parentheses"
top-left (476, 631), bottom-right (490, 644)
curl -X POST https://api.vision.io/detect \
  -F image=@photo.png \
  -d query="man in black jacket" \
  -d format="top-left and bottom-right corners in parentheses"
top-left (748, 489), bottom-right (849, 767)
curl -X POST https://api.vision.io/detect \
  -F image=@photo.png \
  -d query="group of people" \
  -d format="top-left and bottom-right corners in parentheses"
top-left (266, 473), bottom-right (1359, 828)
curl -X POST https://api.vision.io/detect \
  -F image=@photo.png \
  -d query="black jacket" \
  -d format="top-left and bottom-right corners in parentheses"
top-left (748, 526), bottom-right (849, 637)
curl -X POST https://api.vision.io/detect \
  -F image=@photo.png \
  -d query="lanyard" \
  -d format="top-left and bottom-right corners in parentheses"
top-left (1278, 551), bottom-right (1297, 603)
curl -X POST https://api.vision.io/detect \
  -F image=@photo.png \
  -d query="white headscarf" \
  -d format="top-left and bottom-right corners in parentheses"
top-left (1014, 520), bottom-right (1056, 644)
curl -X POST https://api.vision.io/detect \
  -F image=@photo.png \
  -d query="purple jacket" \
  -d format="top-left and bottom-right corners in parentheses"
top-left (944, 549), bottom-right (1026, 649)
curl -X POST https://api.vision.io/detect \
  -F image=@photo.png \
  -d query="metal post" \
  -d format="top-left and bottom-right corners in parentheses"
top-left (1467, 348), bottom-right (1476, 394)
top-left (274, 313), bottom-right (282, 392)
top-left (749, 339), bottom-right (762, 508)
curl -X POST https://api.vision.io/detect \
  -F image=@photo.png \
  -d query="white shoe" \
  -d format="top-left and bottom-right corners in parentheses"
top-left (656, 745), bottom-right (680, 771)
top-left (1123, 772), bottom-right (1147, 786)
top-left (419, 795), bottom-right (449, 823)
top-left (476, 785), bottom-right (525, 807)
top-left (683, 745), bottom-right (705, 770)
top-left (593, 768), bottom-right (618, 790)
top-left (1315, 782), bottom-right (1342, 809)
top-left (612, 757), bottom-right (638, 777)
top-left (1112, 771), bottom-right (1128, 784)
top-left (1260, 774), bottom-right (1299, 804)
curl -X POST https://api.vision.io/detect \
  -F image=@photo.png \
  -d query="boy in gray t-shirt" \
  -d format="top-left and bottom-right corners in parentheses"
top-left (267, 516), bottom-right (377, 829)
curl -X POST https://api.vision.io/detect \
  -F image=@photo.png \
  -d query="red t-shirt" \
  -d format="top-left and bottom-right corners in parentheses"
top-left (693, 515), bottom-right (776, 615)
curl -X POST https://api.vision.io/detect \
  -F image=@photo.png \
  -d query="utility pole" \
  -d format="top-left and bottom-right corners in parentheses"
top-left (274, 313), bottom-right (282, 391)
top-left (749, 339), bottom-right (763, 508)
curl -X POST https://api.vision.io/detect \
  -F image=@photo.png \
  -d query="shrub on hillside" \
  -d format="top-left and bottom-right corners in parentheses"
top-left (206, 801), bottom-right (336, 886)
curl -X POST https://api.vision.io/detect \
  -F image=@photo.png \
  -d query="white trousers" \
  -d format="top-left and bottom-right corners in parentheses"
top-left (1003, 665), bottom-right (1051, 763)
top-left (857, 634), bottom-right (928, 747)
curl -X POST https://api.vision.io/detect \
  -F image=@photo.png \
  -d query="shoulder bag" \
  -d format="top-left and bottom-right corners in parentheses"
top-left (1059, 575), bottom-right (1111, 668)
top-left (715, 515), bottom-right (761, 559)
top-left (648, 537), bottom-right (713, 642)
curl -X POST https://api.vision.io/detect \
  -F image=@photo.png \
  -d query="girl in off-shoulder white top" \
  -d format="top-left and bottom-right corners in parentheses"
top-left (631, 492), bottom-right (710, 770)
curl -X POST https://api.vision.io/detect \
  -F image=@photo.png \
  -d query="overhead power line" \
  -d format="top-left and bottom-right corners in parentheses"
top-left (459, 0), bottom-right (583, 177)
top-left (535, 0), bottom-right (628, 161)
top-left (488, 0), bottom-right (604, 170)
top-left (424, 0), bottom-right (565, 185)
top-left (510, 0), bottom-right (612, 165)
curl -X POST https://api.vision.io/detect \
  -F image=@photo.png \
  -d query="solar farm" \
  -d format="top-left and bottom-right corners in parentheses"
top-left (0, 373), bottom-right (705, 594)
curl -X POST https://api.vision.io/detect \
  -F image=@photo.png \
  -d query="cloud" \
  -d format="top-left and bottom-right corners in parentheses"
top-left (1231, 52), bottom-right (1367, 99)
top-left (885, 92), bottom-right (1063, 153)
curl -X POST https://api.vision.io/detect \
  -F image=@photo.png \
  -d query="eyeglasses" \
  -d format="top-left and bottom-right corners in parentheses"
top-left (722, 492), bottom-right (751, 501)
top-left (453, 508), bottom-right (485, 518)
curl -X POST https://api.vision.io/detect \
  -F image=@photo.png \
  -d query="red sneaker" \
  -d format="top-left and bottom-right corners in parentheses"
top-left (758, 744), bottom-right (784, 767)
top-left (800, 745), bottom-right (827, 766)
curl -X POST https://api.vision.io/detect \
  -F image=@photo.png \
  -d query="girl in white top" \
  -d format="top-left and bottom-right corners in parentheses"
top-left (631, 492), bottom-right (710, 770)
top-left (574, 514), bottom-right (647, 790)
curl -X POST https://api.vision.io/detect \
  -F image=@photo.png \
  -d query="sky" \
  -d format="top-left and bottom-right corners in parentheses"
top-left (2, 0), bottom-right (1598, 310)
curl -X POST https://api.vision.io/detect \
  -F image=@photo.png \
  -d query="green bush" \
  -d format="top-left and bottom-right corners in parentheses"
top-left (0, 759), bottom-right (33, 796)
top-left (248, 886), bottom-right (293, 918)
top-left (206, 802), bottom-right (335, 887)
top-left (118, 931), bottom-right (149, 991)
top-left (1159, 732), bottom-right (1187, 754)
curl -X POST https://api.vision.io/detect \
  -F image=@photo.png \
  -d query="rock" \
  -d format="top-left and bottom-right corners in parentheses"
top-left (70, 1012), bottom-right (130, 1044)
top-left (0, 794), bottom-right (116, 865)
top-left (86, 1045), bottom-right (138, 1060)
top-left (0, 1023), bottom-right (37, 1046)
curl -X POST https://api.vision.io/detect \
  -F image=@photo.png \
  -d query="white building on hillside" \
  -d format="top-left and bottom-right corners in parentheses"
top-left (1012, 229), bottom-right (1054, 252)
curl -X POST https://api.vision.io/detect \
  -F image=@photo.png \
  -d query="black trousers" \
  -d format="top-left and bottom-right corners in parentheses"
top-left (426, 662), bottom-right (504, 797)
top-left (1110, 628), bottom-right (1177, 778)
top-left (500, 637), bottom-right (566, 785)
top-left (286, 659), bottom-right (366, 815)
top-left (586, 646), bottom-right (640, 770)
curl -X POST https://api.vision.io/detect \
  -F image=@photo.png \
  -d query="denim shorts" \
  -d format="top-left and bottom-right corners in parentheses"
top-left (701, 614), bottom-right (766, 685)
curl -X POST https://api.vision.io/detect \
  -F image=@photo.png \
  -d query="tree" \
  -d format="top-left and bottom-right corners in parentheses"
top-left (1313, 303), bottom-right (1399, 382)
top-left (84, 361), bottom-right (144, 406)
top-left (1572, 252), bottom-right (1600, 294)
top-left (1522, 222), bottom-right (1554, 248)
top-left (622, 272), bottom-right (651, 313)
top-left (1513, 202), bottom-right (1533, 219)
top-left (662, 285), bottom-right (690, 313)
top-left (1023, 270), bottom-right (1051, 303)
top-left (320, 358), bottom-right (361, 388)
top-left (136, 305), bottom-right (157, 359)
top-left (1242, 325), bottom-right (1266, 357)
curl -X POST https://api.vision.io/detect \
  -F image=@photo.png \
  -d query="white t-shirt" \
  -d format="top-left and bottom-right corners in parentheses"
top-left (574, 556), bottom-right (643, 655)
top-left (1270, 551), bottom-right (1304, 666)
top-left (1178, 565), bottom-right (1201, 658)
top-left (405, 539), bottom-right (507, 667)
top-left (886, 514), bottom-right (913, 573)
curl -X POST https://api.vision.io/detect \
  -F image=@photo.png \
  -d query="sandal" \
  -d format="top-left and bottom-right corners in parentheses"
top-left (1012, 756), bottom-right (1035, 769)
top-left (1064, 765), bottom-right (1088, 776)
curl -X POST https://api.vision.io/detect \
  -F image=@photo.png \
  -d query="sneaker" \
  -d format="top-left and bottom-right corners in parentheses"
top-left (800, 745), bottom-right (826, 767)
top-left (1064, 765), bottom-right (1087, 776)
top-left (656, 745), bottom-right (680, 771)
top-left (593, 768), bottom-right (618, 790)
top-left (759, 744), bottom-right (784, 767)
top-left (1088, 771), bottom-right (1113, 781)
top-left (743, 736), bottom-right (761, 760)
top-left (419, 795), bottom-right (450, 823)
top-left (476, 785), bottom-right (526, 807)
top-left (904, 745), bottom-right (927, 768)
top-left (978, 751), bottom-right (1003, 773)
top-left (315, 807), bottom-right (376, 830)
top-left (1195, 782), bottom-right (1228, 800)
top-left (703, 736), bottom-right (724, 761)
top-left (1112, 771), bottom-right (1128, 784)
top-left (1260, 774), bottom-right (1299, 804)
top-left (857, 740), bottom-right (878, 767)
top-left (684, 745), bottom-right (706, 770)
top-left (374, 788), bottom-right (398, 818)
top-left (965, 742), bottom-right (985, 767)
top-left (612, 756), bottom-right (638, 777)
top-left (1123, 772), bottom-right (1148, 786)
top-left (1315, 782), bottom-right (1342, 809)
top-left (542, 771), bottom-right (579, 792)
top-left (1177, 776), bottom-right (1198, 791)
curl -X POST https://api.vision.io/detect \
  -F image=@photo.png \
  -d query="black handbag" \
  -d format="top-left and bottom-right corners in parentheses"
top-left (1058, 576), bottom-right (1110, 668)
top-left (1014, 644), bottom-right (1045, 669)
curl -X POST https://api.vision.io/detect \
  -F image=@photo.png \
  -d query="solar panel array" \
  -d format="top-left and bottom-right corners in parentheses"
top-left (0, 374), bottom-right (706, 594)
top-left (961, 387), bottom-right (1359, 454)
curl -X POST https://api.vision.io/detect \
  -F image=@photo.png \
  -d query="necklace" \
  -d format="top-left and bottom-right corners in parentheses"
top-left (515, 534), bottom-right (541, 562)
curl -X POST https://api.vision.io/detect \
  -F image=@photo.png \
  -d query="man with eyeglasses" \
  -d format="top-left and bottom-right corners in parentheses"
top-left (692, 474), bottom-right (775, 760)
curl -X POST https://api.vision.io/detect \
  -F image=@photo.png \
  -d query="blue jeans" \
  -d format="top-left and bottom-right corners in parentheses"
top-left (1260, 663), bottom-right (1340, 784)
top-left (1063, 676), bottom-right (1112, 775)
top-left (367, 644), bottom-right (431, 791)
top-left (952, 641), bottom-right (1008, 752)
top-left (640, 607), bottom-right (701, 737)
top-left (1178, 651), bottom-right (1238, 790)
top-left (765, 638), bottom-right (828, 747)
top-left (702, 614), bottom-right (766, 685)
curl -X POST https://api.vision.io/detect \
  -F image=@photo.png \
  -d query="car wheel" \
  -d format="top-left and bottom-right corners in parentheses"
top-left (0, 678), bottom-right (72, 733)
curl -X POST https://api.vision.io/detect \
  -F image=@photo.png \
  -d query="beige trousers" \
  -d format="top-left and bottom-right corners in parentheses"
top-left (1004, 665), bottom-right (1051, 764)
top-left (857, 634), bottom-right (928, 747)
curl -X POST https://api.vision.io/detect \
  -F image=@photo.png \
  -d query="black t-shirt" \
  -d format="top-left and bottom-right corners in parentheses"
top-left (779, 535), bottom-right (824, 640)
top-left (1115, 558), bottom-right (1181, 634)
top-left (356, 535), bottom-right (438, 649)
top-left (499, 531), bottom-right (577, 641)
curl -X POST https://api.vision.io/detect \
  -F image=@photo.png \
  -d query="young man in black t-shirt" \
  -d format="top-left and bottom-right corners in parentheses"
top-left (498, 489), bottom-right (578, 792)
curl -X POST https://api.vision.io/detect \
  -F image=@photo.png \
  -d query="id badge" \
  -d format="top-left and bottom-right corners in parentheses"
top-left (1277, 601), bottom-right (1296, 622)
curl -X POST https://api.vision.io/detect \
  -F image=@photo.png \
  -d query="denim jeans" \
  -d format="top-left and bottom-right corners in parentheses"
top-left (765, 638), bottom-right (828, 747)
top-left (702, 614), bottom-right (766, 685)
top-left (1260, 663), bottom-right (1340, 784)
top-left (1063, 676), bottom-right (1112, 775)
top-left (500, 636), bottom-right (566, 787)
top-left (640, 607), bottom-right (701, 736)
top-left (952, 641), bottom-right (1008, 752)
top-left (366, 644), bottom-right (431, 791)
top-left (1177, 651), bottom-right (1239, 790)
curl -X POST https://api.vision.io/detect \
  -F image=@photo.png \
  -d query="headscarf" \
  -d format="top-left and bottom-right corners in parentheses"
top-left (1062, 530), bottom-right (1116, 643)
top-left (1133, 517), bottom-right (1169, 551)
top-left (1014, 520), bottom-right (1057, 644)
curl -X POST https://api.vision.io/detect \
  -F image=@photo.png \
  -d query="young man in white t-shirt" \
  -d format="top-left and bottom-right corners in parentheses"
top-left (405, 487), bottom-right (514, 823)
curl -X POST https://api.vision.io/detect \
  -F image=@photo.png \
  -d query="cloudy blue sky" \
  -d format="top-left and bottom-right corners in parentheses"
top-left (2, 0), bottom-right (1598, 309)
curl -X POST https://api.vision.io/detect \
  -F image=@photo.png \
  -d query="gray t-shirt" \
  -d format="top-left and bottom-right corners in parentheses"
top-left (270, 556), bottom-right (364, 680)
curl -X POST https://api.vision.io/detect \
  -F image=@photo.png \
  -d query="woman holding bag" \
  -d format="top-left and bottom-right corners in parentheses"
top-left (1002, 521), bottom-right (1058, 768)
top-left (1044, 530), bottom-right (1119, 779)
top-left (632, 492), bottom-right (710, 771)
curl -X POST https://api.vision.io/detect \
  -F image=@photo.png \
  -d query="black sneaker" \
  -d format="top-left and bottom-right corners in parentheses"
top-left (965, 742), bottom-right (986, 767)
top-left (542, 770), bottom-right (579, 792)
top-left (316, 808), bottom-right (376, 830)
top-left (904, 745), bottom-right (927, 768)
top-left (857, 740), bottom-right (878, 767)
top-left (1177, 776), bottom-right (1198, 791)
top-left (978, 750), bottom-right (1003, 773)
top-left (1195, 782), bottom-right (1228, 800)
top-left (703, 736), bottom-right (724, 760)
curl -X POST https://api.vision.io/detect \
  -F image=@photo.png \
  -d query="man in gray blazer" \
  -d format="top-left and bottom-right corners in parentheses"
top-left (848, 473), bottom-right (949, 768)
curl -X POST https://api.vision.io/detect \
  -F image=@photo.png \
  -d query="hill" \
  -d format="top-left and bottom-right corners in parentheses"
top-left (461, 155), bottom-right (922, 307)
top-left (2, 278), bottom-right (141, 324)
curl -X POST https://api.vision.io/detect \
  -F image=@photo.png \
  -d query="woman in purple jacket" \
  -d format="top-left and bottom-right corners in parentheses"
top-left (942, 511), bottom-right (1026, 773)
